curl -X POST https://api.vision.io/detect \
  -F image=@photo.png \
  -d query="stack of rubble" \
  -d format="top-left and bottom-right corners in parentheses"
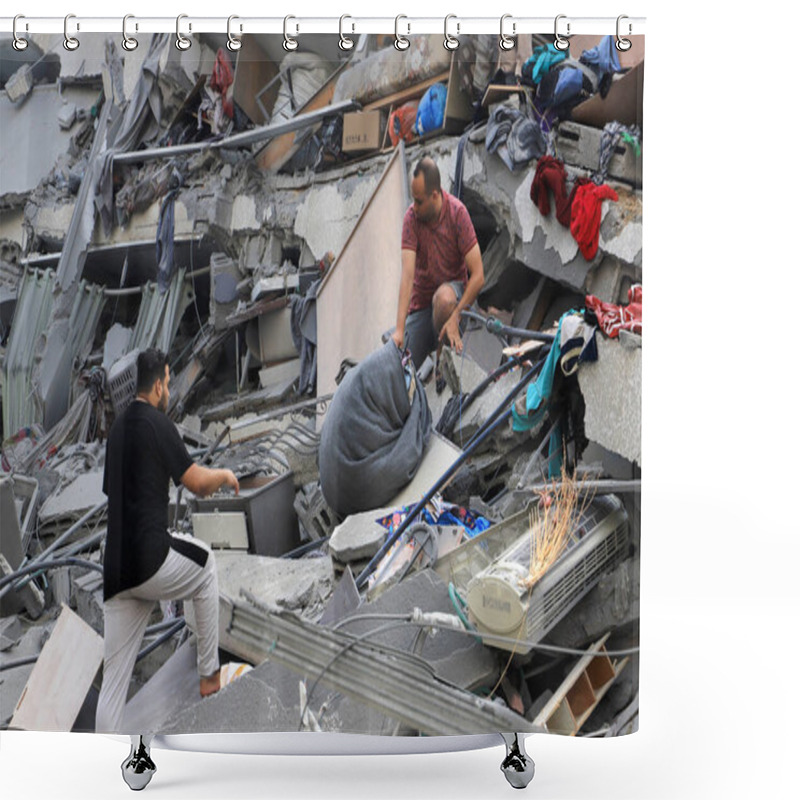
top-left (1, 31), bottom-right (641, 738)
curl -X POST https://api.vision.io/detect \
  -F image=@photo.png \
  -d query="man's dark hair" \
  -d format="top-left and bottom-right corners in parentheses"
top-left (136, 348), bottom-right (168, 394)
top-left (413, 157), bottom-right (441, 195)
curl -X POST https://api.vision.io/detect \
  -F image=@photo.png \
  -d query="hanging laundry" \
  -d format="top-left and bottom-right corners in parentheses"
top-left (155, 187), bottom-right (179, 294)
top-left (559, 314), bottom-right (598, 376)
top-left (210, 48), bottom-right (235, 120)
top-left (585, 285), bottom-right (642, 339)
top-left (570, 182), bottom-right (619, 260)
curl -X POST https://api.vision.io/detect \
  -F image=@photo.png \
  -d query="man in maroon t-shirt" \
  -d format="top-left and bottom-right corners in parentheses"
top-left (392, 157), bottom-right (484, 369)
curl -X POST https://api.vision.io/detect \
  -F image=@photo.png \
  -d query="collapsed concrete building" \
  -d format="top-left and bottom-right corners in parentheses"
top-left (1, 30), bottom-right (642, 741)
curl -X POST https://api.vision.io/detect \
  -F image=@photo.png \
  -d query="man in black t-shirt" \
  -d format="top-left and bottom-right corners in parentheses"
top-left (96, 348), bottom-right (240, 733)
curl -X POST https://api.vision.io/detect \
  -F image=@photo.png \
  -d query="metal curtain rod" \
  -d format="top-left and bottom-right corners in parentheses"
top-left (1, 15), bottom-right (646, 37)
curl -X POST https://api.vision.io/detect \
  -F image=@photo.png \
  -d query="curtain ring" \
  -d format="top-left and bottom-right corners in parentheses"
top-left (283, 16), bottom-right (299, 51)
top-left (12, 15), bottom-right (29, 51)
top-left (175, 14), bottom-right (192, 51)
top-left (553, 14), bottom-right (571, 51)
top-left (339, 15), bottom-right (355, 51)
top-left (394, 15), bottom-right (410, 51)
top-left (227, 15), bottom-right (242, 51)
top-left (499, 14), bottom-right (516, 51)
top-left (616, 15), bottom-right (632, 52)
top-left (443, 14), bottom-right (460, 51)
top-left (63, 14), bottom-right (80, 51)
top-left (122, 15), bottom-right (139, 51)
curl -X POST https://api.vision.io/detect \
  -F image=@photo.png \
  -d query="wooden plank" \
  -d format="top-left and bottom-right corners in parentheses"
top-left (362, 71), bottom-right (450, 112)
top-left (481, 84), bottom-right (531, 109)
top-left (232, 36), bottom-right (279, 126)
top-left (315, 143), bottom-right (409, 403)
top-left (10, 604), bottom-right (103, 731)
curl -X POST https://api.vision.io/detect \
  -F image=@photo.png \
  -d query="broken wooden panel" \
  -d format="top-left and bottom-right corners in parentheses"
top-left (10, 604), bottom-right (103, 731)
top-left (532, 633), bottom-right (629, 735)
top-left (315, 144), bottom-right (409, 400)
top-left (231, 36), bottom-right (280, 126)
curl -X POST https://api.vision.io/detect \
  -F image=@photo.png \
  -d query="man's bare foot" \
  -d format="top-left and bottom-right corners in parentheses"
top-left (199, 670), bottom-right (221, 697)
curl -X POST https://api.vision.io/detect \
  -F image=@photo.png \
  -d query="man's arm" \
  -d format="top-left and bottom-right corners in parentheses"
top-left (391, 249), bottom-right (416, 350)
top-left (180, 463), bottom-right (240, 498)
top-left (439, 243), bottom-right (484, 353)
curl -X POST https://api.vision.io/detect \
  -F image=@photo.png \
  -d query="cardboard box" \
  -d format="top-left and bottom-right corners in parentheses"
top-left (342, 111), bottom-right (382, 153)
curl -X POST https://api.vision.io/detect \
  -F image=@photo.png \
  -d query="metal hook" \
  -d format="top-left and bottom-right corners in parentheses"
top-left (554, 14), bottom-right (571, 52)
top-left (63, 14), bottom-right (80, 51)
top-left (443, 14), bottom-right (460, 51)
top-left (122, 15), bottom-right (139, 52)
top-left (227, 15), bottom-right (242, 52)
top-left (175, 14), bottom-right (191, 51)
top-left (283, 16), bottom-right (298, 51)
top-left (12, 15), bottom-right (29, 51)
top-left (339, 15), bottom-right (355, 51)
top-left (394, 15), bottom-right (410, 51)
top-left (499, 14), bottom-right (516, 51)
top-left (616, 15), bottom-right (632, 52)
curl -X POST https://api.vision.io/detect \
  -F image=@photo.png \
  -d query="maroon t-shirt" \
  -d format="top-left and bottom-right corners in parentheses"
top-left (402, 190), bottom-right (478, 312)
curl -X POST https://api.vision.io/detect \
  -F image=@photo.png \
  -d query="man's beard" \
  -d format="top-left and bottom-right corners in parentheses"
top-left (158, 394), bottom-right (168, 413)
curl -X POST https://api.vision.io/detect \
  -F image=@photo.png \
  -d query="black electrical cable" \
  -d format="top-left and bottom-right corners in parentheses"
top-left (460, 309), bottom-right (556, 342)
top-left (0, 558), bottom-right (104, 593)
top-left (135, 619), bottom-right (186, 662)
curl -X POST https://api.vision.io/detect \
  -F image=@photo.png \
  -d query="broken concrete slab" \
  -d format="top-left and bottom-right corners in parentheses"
top-left (72, 570), bottom-right (105, 636)
top-left (0, 617), bottom-right (23, 651)
top-left (388, 432), bottom-right (463, 509)
top-left (338, 569), bottom-right (498, 691)
top-left (0, 553), bottom-right (45, 620)
top-left (577, 335), bottom-right (641, 466)
top-left (10, 604), bottom-right (103, 731)
top-left (328, 507), bottom-right (394, 564)
top-left (37, 470), bottom-right (106, 533)
top-left (258, 358), bottom-right (301, 391)
top-left (207, 552), bottom-right (335, 662)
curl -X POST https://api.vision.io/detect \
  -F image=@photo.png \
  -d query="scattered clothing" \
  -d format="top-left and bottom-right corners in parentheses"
top-left (486, 105), bottom-right (546, 172)
top-left (570, 182), bottom-right (619, 260)
top-left (596, 121), bottom-right (642, 184)
top-left (521, 44), bottom-right (568, 86)
top-left (210, 48), bottom-right (235, 119)
top-left (289, 279), bottom-right (320, 395)
top-left (559, 314), bottom-right (598, 376)
top-left (155, 188), bottom-right (179, 294)
top-left (585, 285), bottom-right (642, 338)
top-left (579, 35), bottom-right (623, 97)
top-left (530, 155), bottom-right (586, 227)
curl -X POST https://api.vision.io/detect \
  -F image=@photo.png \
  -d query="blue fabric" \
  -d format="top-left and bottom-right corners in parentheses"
top-left (580, 35), bottom-right (622, 80)
top-left (524, 44), bottom-right (568, 85)
top-left (415, 83), bottom-right (447, 136)
top-left (553, 68), bottom-right (585, 106)
top-left (548, 421), bottom-right (563, 479)
top-left (512, 315), bottom-right (566, 432)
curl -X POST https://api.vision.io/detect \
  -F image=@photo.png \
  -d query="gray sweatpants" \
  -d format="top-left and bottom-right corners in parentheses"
top-left (95, 533), bottom-right (219, 733)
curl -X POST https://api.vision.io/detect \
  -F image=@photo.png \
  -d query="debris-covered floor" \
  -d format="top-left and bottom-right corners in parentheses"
top-left (1, 30), bottom-right (642, 737)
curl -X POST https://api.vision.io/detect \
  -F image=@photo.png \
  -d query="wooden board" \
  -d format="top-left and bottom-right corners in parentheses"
top-left (315, 144), bottom-right (409, 402)
top-left (10, 604), bottom-right (103, 731)
top-left (232, 36), bottom-right (279, 126)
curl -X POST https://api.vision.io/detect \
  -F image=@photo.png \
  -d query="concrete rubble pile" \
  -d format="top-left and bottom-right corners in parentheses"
top-left (1, 31), bottom-right (641, 738)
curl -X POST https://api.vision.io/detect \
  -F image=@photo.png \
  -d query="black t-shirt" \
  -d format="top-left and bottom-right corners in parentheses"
top-left (102, 401), bottom-right (194, 600)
